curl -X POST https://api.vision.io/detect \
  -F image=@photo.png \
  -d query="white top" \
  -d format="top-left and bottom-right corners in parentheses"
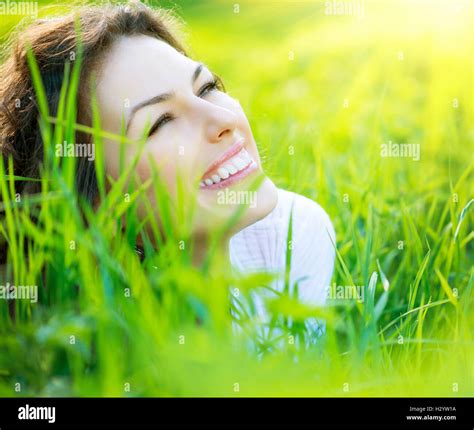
top-left (228, 188), bottom-right (336, 346)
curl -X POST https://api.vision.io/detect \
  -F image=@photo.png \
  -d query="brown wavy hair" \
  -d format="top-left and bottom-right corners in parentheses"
top-left (0, 2), bottom-right (191, 273)
top-left (0, 2), bottom-right (186, 203)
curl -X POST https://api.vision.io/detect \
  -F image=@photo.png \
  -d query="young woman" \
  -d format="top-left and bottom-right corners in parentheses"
top-left (0, 3), bottom-right (335, 342)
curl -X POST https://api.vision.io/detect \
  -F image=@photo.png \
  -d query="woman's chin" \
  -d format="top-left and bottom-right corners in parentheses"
top-left (193, 175), bottom-right (278, 237)
top-left (238, 176), bottom-right (278, 228)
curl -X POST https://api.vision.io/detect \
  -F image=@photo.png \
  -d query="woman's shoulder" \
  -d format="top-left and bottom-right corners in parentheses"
top-left (276, 188), bottom-right (335, 237)
top-left (229, 188), bottom-right (336, 304)
top-left (230, 188), bottom-right (335, 252)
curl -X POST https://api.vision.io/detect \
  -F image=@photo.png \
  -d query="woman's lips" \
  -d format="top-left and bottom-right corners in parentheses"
top-left (200, 145), bottom-right (258, 190)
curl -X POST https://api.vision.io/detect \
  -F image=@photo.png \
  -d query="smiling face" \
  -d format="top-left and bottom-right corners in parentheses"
top-left (95, 34), bottom-right (278, 240)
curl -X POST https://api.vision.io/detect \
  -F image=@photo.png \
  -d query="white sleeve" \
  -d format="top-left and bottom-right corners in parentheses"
top-left (229, 188), bottom-right (336, 330)
top-left (287, 190), bottom-right (336, 307)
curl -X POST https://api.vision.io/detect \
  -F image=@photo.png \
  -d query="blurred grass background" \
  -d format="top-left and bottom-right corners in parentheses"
top-left (0, 0), bottom-right (473, 396)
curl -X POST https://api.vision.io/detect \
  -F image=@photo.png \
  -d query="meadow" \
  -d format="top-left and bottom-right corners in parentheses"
top-left (0, 0), bottom-right (473, 396)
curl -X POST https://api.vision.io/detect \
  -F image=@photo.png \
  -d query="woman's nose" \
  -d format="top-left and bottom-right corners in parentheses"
top-left (203, 104), bottom-right (239, 144)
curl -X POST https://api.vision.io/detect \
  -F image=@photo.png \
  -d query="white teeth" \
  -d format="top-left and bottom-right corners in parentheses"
top-left (233, 157), bottom-right (247, 170)
top-left (240, 151), bottom-right (251, 164)
top-left (225, 163), bottom-right (237, 175)
top-left (200, 148), bottom-right (256, 188)
top-left (217, 167), bottom-right (229, 179)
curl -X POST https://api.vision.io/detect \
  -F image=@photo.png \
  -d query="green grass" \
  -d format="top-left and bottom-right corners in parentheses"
top-left (0, 0), bottom-right (473, 396)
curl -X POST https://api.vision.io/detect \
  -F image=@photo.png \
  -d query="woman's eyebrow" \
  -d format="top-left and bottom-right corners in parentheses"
top-left (191, 63), bottom-right (204, 84)
top-left (126, 63), bottom-right (205, 132)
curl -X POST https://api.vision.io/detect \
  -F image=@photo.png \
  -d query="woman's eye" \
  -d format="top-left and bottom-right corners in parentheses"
top-left (197, 79), bottom-right (219, 97)
top-left (148, 113), bottom-right (174, 137)
top-left (147, 78), bottom-right (222, 138)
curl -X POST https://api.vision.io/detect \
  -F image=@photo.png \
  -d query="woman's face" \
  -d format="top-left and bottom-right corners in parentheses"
top-left (95, 34), bottom-right (278, 239)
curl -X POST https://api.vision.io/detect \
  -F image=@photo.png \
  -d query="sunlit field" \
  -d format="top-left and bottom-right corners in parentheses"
top-left (0, 0), bottom-right (473, 397)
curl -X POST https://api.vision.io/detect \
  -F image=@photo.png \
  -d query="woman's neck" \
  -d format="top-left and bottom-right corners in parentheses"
top-left (191, 233), bottom-right (231, 267)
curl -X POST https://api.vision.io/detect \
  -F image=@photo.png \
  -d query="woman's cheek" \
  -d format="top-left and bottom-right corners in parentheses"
top-left (137, 141), bottom-right (197, 200)
top-left (225, 97), bottom-right (262, 167)
top-left (136, 151), bottom-right (174, 193)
